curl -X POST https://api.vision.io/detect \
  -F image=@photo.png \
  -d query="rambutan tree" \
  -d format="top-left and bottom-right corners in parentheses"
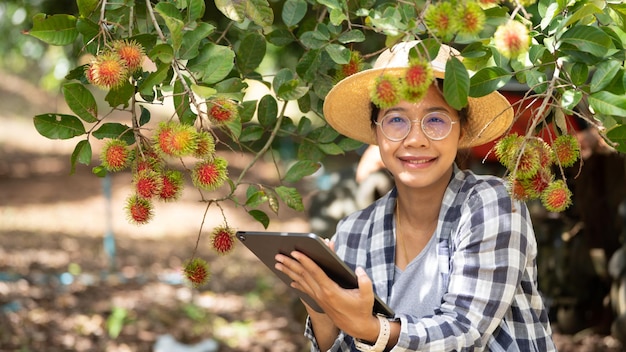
top-left (24, 0), bottom-right (626, 285)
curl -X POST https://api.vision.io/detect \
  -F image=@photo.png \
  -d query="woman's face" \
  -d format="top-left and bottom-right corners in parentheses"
top-left (375, 83), bottom-right (461, 191)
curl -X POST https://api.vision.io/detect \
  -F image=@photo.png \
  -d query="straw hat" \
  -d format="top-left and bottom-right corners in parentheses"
top-left (323, 41), bottom-right (514, 148)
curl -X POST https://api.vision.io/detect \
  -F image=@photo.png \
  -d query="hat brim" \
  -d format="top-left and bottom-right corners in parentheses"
top-left (323, 67), bottom-right (514, 149)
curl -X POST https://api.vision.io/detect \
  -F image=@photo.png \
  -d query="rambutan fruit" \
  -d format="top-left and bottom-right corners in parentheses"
top-left (424, 2), bottom-right (457, 40)
top-left (210, 225), bottom-right (236, 255)
top-left (112, 40), bottom-right (145, 73)
top-left (335, 51), bottom-right (364, 82)
top-left (402, 58), bottom-right (433, 102)
top-left (370, 74), bottom-right (401, 109)
top-left (158, 170), bottom-right (184, 202)
top-left (456, 1), bottom-right (486, 36)
top-left (552, 134), bottom-right (580, 168)
top-left (100, 139), bottom-right (133, 172)
top-left (477, 0), bottom-right (500, 9)
top-left (86, 51), bottom-right (129, 89)
top-left (192, 157), bottom-right (229, 191)
top-left (494, 133), bottom-right (524, 169)
top-left (183, 257), bottom-right (210, 288)
top-left (206, 98), bottom-right (238, 125)
top-left (133, 170), bottom-right (163, 199)
top-left (154, 121), bottom-right (198, 157)
top-left (512, 145), bottom-right (541, 179)
top-left (194, 131), bottom-right (216, 159)
top-left (508, 176), bottom-right (531, 201)
top-left (125, 194), bottom-right (154, 225)
top-left (541, 180), bottom-right (572, 212)
top-left (493, 21), bottom-right (530, 59)
top-left (529, 138), bottom-right (554, 168)
top-left (521, 167), bottom-right (554, 199)
top-left (134, 150), bottom-right (163, 173)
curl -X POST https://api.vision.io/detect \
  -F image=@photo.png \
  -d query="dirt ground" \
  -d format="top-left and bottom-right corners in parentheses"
top-left (0, 71), bottom-right (624, 351)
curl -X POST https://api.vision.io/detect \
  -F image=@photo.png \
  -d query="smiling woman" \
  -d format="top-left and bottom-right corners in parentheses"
top-left (275, 40), bottom-right (556, 352)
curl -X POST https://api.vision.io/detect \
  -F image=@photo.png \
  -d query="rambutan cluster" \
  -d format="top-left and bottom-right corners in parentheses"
top-left (495, 133), bottom-right (581, 212)
top-left (85, 39), bottom-right (145, 89)
top-left (424, 0), bottom-right (486, 41)
top-left (370, 57), bottom-right (434, 109)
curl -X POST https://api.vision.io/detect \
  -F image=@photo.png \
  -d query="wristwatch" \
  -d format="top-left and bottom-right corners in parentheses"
top-left (354, 314), bottom-right (391, 352)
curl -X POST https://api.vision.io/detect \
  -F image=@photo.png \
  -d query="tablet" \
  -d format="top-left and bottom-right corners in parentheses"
top-left (235, 231), bottom-right (395, 317)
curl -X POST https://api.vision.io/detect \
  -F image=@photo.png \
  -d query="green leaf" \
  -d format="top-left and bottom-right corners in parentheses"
top-left (338, 29), bottom-right (365, 44)
top-left (257, 94), bottom-right (278, 128)
top-left (245, 0), bottom-right (274, 27)
top-left (188, 44), bottom-right (235, 84)
top-left (267, 28), bottom-right (294, 47)
top-left (239, 100), bottom-right (257, 124)
top-left (283, 160), bottom-right (321, 182)
top-left (27, 13), bottom-right (78, 46)
top-left (275, 186), bottom-right (304, 211)
top-left (179, 22), bottom-right (215, 60)
top-left (282, 0), bottom-right (307, 27)
top-left (237, 32), bottom-right (266, 75)
top-left (325, 43), bottom-right (351, 64)
top-left (63, 83), bottom-right (98, 123)
top-left (139, 106), bottom-right (151, 126)
top-left (191, 84), bottom-right (217, 98)
top-left (561, 89), bottom-right (583, 112)
top-left (239, 124), bottom-right (264, 142)
top-left (77, 0), bottom-right (99, 17)
top-left (589, 91), bottom-right (626, 117)
top-left (224, 114), bottom-right (242, 139)
top-left (92, 165), bottom-right (107, 177)
top-left (215, 0), bottom-right (246, 22)
top-left (92, 123), bottom-right (135, 145)
top-left (149, 44), bottom-right (175, 63)
top-left (105, 81), bottom-right (135, 108)
top-left (248, 210), bottom-right (270, 229)
top-left (469, 67), bottom-right (511, 98)
top-left (590, 60), bottom-right (621, 93)
top-left (297, 140), bottom-right (326, 162)
top-left (33, 114), bottom-right (85, 140)
top-left (70, 139), bottom-right (92, 174)
top-left (138, 63), bottom-right (171, 96)
top-left (245, 189), bottom-right (268, 208)
top-left (567, 62), bottom-right (589, 86)
top-left (606, 125), bottom-right (626, 153)
top-left (155, 2), bottom-right (185, 51)
top-left (187, 0), bottom-right (206, 21)
top-left (560, 25), bottom-right (612, 58)
top-left (317, 142), bottom-right (344, 155)
top-left (443, 57), bottom-right (469, 110)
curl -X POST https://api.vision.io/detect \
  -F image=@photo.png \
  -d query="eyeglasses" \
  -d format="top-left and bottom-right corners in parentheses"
top-left (374, 111), bottom-right (458, 142)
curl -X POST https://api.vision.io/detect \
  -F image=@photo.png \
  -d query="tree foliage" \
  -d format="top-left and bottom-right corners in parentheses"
top-left (22, 0), bottom-right (626, 272)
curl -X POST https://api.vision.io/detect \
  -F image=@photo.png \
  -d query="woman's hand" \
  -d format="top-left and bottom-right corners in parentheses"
top-left (274, 251), bottom-right (380, 341)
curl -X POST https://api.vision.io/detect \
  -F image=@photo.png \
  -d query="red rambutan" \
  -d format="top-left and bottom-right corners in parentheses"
top-left (370, 74), bottom-right (401, 109)
top-left (552, 134), bottom-right (580, 168)
top-left (125, 194), bottom-right (154, 225)
top-left (541, 180), bottom-right (572, 212)
top-left (86, 51), bottom-right (129, 89)
top-left (112, 40), bottom-right (145, 73)
top-left (158, 170), bottom-right (184, 202)
top-left (183, 258), bottom-right (210, 288)
top-left (206, 98), bottom-right (238, 125)
top-left (192, 157), bottom-right (229, 191)
top-left (100, 139), bottom-right (133, 172)
top-left (210, 226), bottom-right (236, 255)
top-left (133, 170), bottom-right (163, 199)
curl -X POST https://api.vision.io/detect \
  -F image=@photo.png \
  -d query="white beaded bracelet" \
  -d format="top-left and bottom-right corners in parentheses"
top-left (354, 314), bottom-right (391, 352)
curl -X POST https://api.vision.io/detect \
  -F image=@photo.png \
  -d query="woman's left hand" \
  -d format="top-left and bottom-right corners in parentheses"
top-left (275, 251), bottom-right (380, 341)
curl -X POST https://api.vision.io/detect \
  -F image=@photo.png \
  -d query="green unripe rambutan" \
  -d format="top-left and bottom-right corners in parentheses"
top-left (552, 134), bottom-right (580, 168)
top-left (183, 257), bottom-right (210, 288)
top-left (370, 74), bottom-right (401, 109)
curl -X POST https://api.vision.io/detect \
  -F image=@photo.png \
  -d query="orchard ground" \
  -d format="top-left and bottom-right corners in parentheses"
top-left (0, 70), bottom-right (623, 351)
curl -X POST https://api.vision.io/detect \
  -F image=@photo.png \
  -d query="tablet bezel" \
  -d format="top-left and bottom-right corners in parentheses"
top-left (235, 231), bottom-right (395, 317)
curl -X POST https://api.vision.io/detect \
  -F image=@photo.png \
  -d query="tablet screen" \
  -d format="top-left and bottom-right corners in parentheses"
top-left (236, 231), bottom-right (394, 317)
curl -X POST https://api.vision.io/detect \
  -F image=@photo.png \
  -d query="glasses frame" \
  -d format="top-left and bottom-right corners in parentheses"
top-left (374, 111), bottom-right (458, 142)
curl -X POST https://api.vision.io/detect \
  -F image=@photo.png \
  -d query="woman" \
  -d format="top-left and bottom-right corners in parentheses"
top-left (275, 41), bottom-right (556, 351)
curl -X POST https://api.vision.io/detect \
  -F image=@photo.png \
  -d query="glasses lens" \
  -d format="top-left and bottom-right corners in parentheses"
top-left (381, 115), bottom-right (410, 141)
top-left (421, 112), bottom-right (452, 140)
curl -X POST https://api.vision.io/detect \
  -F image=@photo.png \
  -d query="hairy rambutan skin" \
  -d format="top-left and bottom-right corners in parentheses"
top-left (192, 157), bottom-right (229, 191)
top-left (194, 131), bottom-right (216, 159)
top-left (133, 150), bottom-right (164, 173)
top-left (112, 40), bottom-right (145, 73)
top-left (424, 2), bottom-right (457, 40)
top-left (335, 51), bottom-right (363, 82)
top-left (86, 51), bottom-right (129, 89)
top-left (370, 74), bottom-right (401, 109)
top-left (494, 21), bottom-right (530, 59)
top-left (541, 180), bottom-right (572, 212)
top-left (508, 176), bottom-right (532, 201)
top-left (206, 98), bottom-right (238, 125)
top-left (158, 170), bottom-right (184, 202)
top-left (456, 1), bottom-right (486, 35)
top-left (522, 167), bottom-right (554, 199)
top-left (495, 134), bottom-right (523, 168)
top-left (552, 134), bottom-right (580, 168)
top-left (211, 226), bottom-right (236, 255)
top-left (125, 194), bottom-right (154, 225)
top-left (133, 170), bottom-right (163, 199)
top-left (512, 146), bottom-right (541, 179)
top-left (402, 59), bottom-right (434, 103)
top-left (529, 138), bottom-right (555, 168)
top-left (183, 258), bottom-right (210, 288)
top-left (154, 121), bottom-right (198, 157)
top-left (101, 139), bottom-right (133, 172)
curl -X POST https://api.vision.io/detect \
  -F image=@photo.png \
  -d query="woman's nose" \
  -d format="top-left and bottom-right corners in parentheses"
top-left (403, 121), bottom-right (430, 147)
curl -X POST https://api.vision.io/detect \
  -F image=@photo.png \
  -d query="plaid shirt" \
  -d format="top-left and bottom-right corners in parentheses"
top-left (305, 165), bottom-right (556, 351)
